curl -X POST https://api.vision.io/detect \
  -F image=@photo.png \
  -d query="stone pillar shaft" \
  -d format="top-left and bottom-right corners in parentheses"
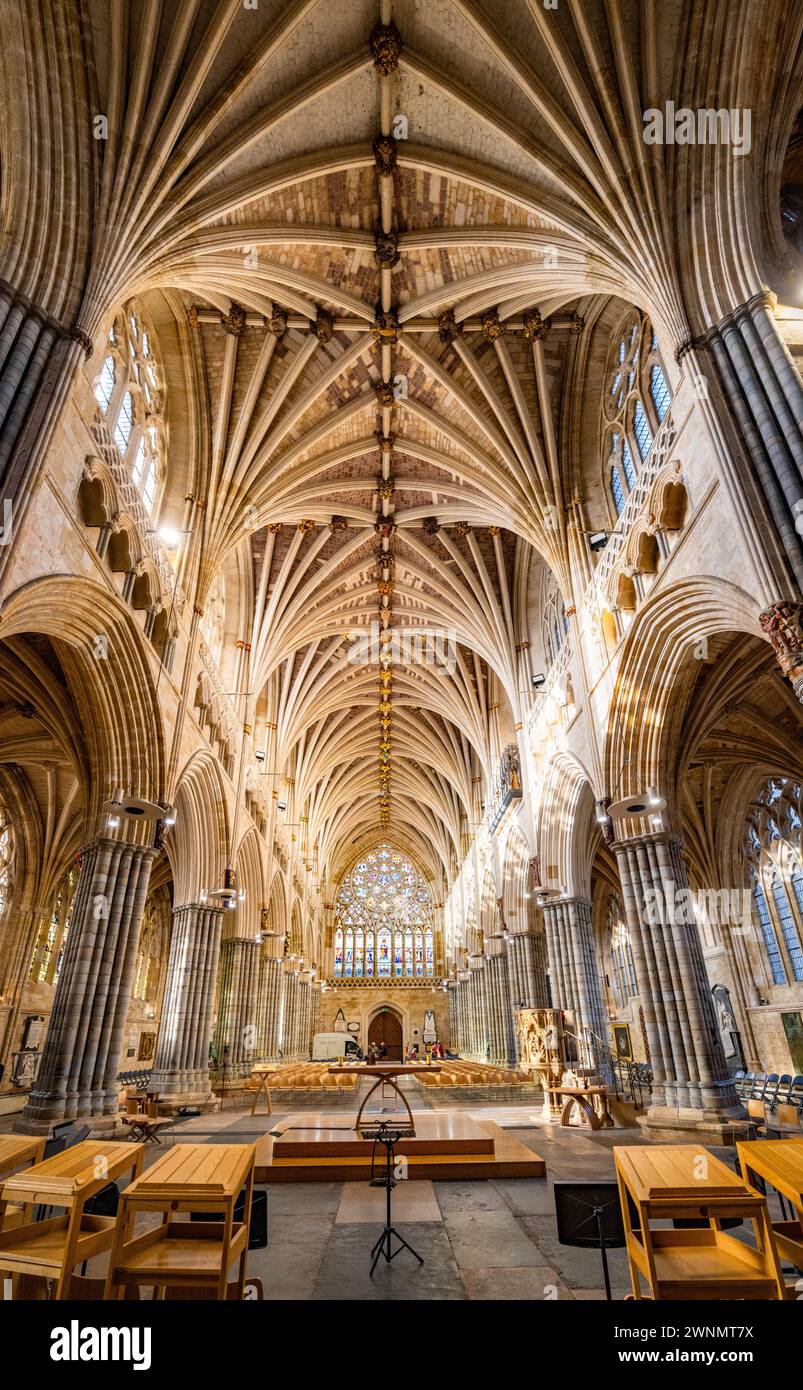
top-left (21, 839), bottom-right (155, 1127)
top-left (151, 903), bottom-right (223, 1097)
top-left (214, 937), bottom-right (260, 1076)
top-left (614, 831), bottom-right (741, 1121)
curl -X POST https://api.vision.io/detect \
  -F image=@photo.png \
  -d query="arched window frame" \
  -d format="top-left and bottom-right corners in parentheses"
top-left (601, 312), bottom-right (672, 522)
top-left (745, 779), bottom-right (803, 986)
top-left (333, 843), bottom-right (436, 978)
top-left (0, 808), bottom-right (14, 921)
top-left (95, 307), bottom-right (167, 519)
top-left (29, 866), bottom-right (78, 986)
top-left (542, 587), bottom-right (567, 672)
top-left (606, 894), bottom-right (637, 1008)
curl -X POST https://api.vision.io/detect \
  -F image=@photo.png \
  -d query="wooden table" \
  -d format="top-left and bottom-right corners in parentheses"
top-left (105, 1142), bottom-right (256, 1301)
top-left (546, 1083), bottom-right (614, 1130)
top-left (329, 1063), bottom-right (441, 1130)
top-left (0, 1140), bottom-right (143, 1299)
top-left (614, 1144), bottom-right (785, 1301)
top-left (247, 1069), bottom-right (274, 1117)
top-left (737, 1138), bottom-right (803, 1273)
top-left (0, 1137), bottom-right (46, 1232)
top-left (121, 1113), bottom-right (174, 1144)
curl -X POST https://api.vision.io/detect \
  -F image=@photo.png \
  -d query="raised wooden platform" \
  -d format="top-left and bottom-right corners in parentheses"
top-left (254, 1110), bottom-right (545, 1182)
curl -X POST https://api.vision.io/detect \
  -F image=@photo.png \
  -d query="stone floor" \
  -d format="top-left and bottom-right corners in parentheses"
top-left (125, 1103), bottom-right (775, 1301)
top-left (2, 1100), bottom-right (790, 1301)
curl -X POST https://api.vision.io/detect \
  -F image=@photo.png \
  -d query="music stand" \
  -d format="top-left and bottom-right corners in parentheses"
top-left (553, 1181), bottom-right (625, 1300)
top-left (361, 1120), bottom-right (421, 1274)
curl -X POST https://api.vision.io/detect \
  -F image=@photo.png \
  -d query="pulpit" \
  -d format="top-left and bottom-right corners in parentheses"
top-left (515, 1008), bottom-right (566, 1119)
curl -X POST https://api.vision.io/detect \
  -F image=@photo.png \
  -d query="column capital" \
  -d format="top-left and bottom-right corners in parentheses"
top-left (611, 827), bottom-right (683, 855)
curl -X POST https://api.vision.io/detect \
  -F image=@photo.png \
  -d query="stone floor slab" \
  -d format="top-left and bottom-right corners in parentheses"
top-left (461, 1265), bottom-right (573, 1300)
top-left (434, 1179), bottom-right (508, 1213)
top-left (312, 1222), bottom-right (464, 1300)
top-left (444, 1208), bottom-right (546, 1269)
top-left (336, 1180), bottom-right (440, 1224)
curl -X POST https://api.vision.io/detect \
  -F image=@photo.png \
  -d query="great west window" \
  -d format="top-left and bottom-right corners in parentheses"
top-left (334, 843), bottom-right (435, 978)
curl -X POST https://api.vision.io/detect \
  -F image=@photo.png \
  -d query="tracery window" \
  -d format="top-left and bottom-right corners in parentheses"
top-left (542, 587), bottom-right (568, 669)
top-left (0, 811), bottom-right (14, 920)
top-left (94, 355), bottom-right (116, 412)
top-left (201, 570), bottom-right (226, 666)
top-left (607, 895), bottom-right (637, 1007)
top-left (28, 867), bottom-right (78, 986)
top-left (94, 306), bottom-right (165, 516)
top-left (133, 898), bottom-right (168, 1005)
top-left (333, 843), bottom-right (435, 978)
top-left (602, 312), bottom-right (671, 518)
top-left (745, 779), bottom-right (803, 985)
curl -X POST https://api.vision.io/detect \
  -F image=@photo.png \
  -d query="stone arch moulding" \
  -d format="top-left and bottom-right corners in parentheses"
top-left (537, 751), bottom-right (599, 900)
top-left (603, 576), bottom-right (768, 820)
top-left (363, 998), bottom-right (408, 1047)
top-left (167, 749), bottom-right (231, 906)
top-left (0, 575), bottom-right (165, 825)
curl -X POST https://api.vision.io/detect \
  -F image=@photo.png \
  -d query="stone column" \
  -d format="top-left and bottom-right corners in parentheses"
top-left (20, 839), bottom-right (155, 1129)
top-left (564, 898), bottom-right (611, 1083)
top-left (542, 902), bottom-right (577, 1013)
top-left (614, 830), bottom-right (742, 1126)
top-left (702, 294), bottom-right (803, 589)
top-left (150, 903), bottom-right (224, 1099)
top-left (213, 937), bottom-right (260, 1077)
top-left (265, 958), bottom-right (283, 1059)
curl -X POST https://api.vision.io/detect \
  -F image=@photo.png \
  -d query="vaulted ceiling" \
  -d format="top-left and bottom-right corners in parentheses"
top-left (7, 0), bottom-right (793, 888)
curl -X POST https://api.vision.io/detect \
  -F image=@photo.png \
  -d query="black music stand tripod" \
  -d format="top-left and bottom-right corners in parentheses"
top-left (362, 1120), bottom-right (422, 1275)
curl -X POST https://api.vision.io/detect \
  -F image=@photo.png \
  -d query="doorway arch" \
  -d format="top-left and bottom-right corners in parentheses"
top-left (367, 1007), bottom-right (403, 1060)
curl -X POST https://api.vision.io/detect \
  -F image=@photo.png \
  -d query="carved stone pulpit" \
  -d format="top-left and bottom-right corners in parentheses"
top-left (515, 1007), bottom-right (566, 1119)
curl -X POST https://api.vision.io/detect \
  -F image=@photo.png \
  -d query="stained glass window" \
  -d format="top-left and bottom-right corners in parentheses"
top-left (334, 842), bottom-right (434, 977)
top-left (29, 868), bottom-right (77, 985)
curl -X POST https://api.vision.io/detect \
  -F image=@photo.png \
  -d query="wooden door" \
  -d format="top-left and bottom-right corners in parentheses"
top-left (368, 1010), bottom-right (403, 1061)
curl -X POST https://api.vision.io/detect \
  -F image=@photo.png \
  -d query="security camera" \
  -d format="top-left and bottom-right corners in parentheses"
top-left (588, 530), bottom-right (609, 552)
top-left (531, 673), bottom-right (546, 689)
top-left (254, 749), bottom-right (266, 763)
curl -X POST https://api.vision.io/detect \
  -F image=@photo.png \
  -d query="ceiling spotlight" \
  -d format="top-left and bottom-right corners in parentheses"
top-left (107, 816), bottom-right (120, 830)
top-left (531, 673), bottom-right (546, 689)
top-left (101, 793), bottom-right (165, 822)
top-left (588, 530), bottom-right (609, 552)
top-left (209, 867), bottom-right (238, 903)
top-left (607, 789), bottom-right (667, 820)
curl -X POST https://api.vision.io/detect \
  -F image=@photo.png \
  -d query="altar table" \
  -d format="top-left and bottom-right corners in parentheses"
top-left (329, 1063), bottom-right (441, 1129)
top-left (546, 1083), bottom-right (614, 1129)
